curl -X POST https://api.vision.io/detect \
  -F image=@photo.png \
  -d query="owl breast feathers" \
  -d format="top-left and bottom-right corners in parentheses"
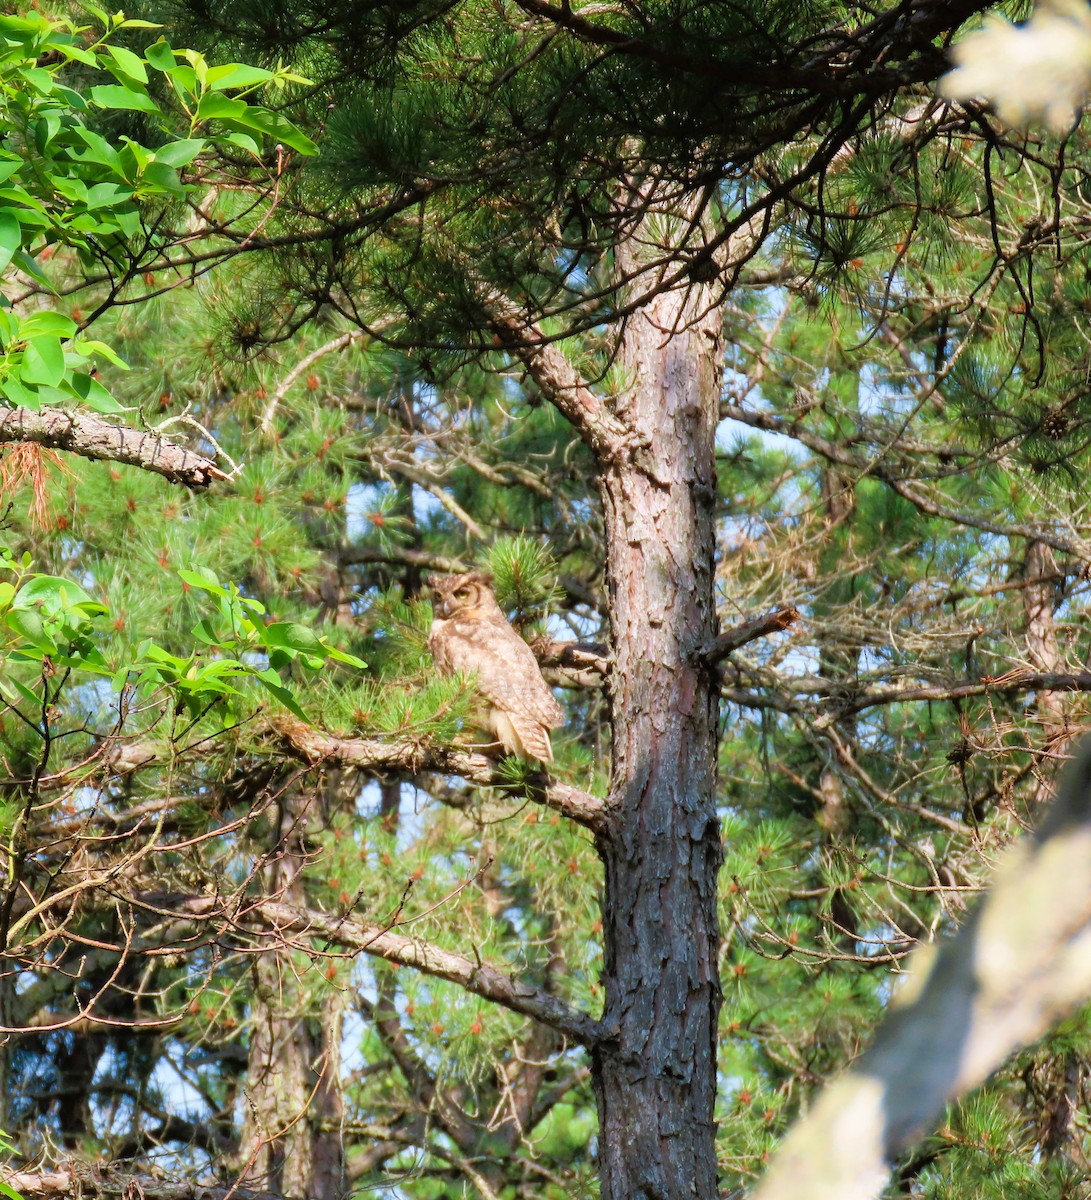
top-left (428, 571), bottom-right (564, 763)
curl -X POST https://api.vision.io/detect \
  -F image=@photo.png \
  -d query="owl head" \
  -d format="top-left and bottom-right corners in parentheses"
top-left (427, 571), bottom-right (501, 620)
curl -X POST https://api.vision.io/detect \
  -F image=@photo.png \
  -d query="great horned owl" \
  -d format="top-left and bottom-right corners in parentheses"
top-left (428, 571), bottom-right (564, 763)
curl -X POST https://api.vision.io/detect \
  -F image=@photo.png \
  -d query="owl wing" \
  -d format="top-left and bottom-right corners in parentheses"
top-left (432, 618), bottom-right (565, 730)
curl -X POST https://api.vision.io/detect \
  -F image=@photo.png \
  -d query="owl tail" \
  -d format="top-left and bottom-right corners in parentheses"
top-left (492, 711), bottom-right (554, 764)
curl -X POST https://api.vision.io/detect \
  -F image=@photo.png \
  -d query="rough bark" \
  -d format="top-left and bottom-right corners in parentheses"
top-left (0, 1170), bottom-right (289, 1200)
top-left (592, 235), bottom-right (725, 1195)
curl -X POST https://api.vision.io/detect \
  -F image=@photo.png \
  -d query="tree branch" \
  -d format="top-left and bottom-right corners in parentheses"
top-left (153, 892), bottom-right (602, 1046)
top-left (268, 716), bottom-right (606, 832)
top-left (511, 0), bottom-right (993, 96)
top-left (720, 398), bottom-right (1091, 563)
top-left (700, 605), bottom-right (801, 664)
top-left (0, 1171), bottom-right (284, 1200)
top-left (484, 299), bottom-right (630, 463)
top-left (0, 407), bottom-right (228, 488)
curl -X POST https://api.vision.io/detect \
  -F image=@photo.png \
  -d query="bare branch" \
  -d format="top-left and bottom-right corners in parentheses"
top-left (0, 407), bottom-right (228, 488)
top-left (533, 637), bottom-right (609, 688)
top-left (267, 716), bottom-right (607, 831)
top-left (701, 606), bottom-right (801, 664)
top-left (0, 1170), bottom-right (284, 1200)
top-left (260, 329), bottom-right (367, 438)
top-left (484, 300), bottom-right (630, 462)
top-left (154, 892), bottom-right (603, 1046)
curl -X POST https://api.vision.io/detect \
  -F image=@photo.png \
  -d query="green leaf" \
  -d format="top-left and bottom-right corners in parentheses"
top-left (138, 161), bottom-right (186, 198)
top-left (0, 676), bottom-right (43, 712)
top-left (139, 643), bottom-right (188, 672)
top-left (70, 127), bottom-right (125, 173)
top-left (54, 84), bottom-right (88, 112)
top-left (191, 617), bottom-right (221, 646)
top-left (21, 312), bottom-right (77, 338)
top-left (227, 107), bottom-right (319, 156)
top-left (6, 608), bottom-right (56, 654)
top-left (2, 375), bottom-right (42, 411)
top-left (20, 335), bottom-right (65, 387)
top-left (69, 372), bottom-right (124, 413)
top-left (15, 574), bottom-right (96, 612)
top-left (106, 43), bottom-right (147, 84)
top-left (195, 92), bottom-right (247, 122)
top-left (325, 645), bottom-right (368, 668)
top-left (195, 93), bottom-right (318, 155)
top-left (0, 210), bottom-right (20, 275)
top-left (183, 48), bottom-right (209, 87)
top-left (206, 62), bottom-right (274, 91)
top-left (60, 43), bottom-right (98, 66)
top-left (221, 131), bottom-right (261, 155)
top-left (178, 567), bottom-right (224, 593)
top-left (83, 181), bottom-right (131, 210)
top-left (153, 138), bottom-right (205, 167)
top-left (261, 621), bottom-right (324, 654)
top-left (12, 248), bottom-right (54, 292)
top-left (79, 3), bottom-right (110, 26)
top-left (144, 38), bottom-right (176, 72)
top-left (255, 674), bottom-right (308, 720)
top-left (19, 67), bottom-right (54, 96)
top-left (81, 339), bottom-right (129, 369)
top-left (88, 84), bottom-right (160, 114)
top-left (33, 112), bottom-right (61, 155)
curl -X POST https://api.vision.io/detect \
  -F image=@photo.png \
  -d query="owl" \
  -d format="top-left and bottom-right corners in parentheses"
top-left (428, 571), bottom-right (564, 763)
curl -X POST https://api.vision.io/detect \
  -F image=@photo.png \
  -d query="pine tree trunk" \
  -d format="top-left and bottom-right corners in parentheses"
top-left (1024, 539), bottom-right (1065, 806)
top-left (594, 263), bottom-right (724, 1199)
top-left (239, 792), bottom-right (345, 1200)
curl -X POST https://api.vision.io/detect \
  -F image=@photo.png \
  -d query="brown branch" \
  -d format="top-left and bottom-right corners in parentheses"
top-left (255, 898), bottom-right (602, 1045)
top-left (534, 606), bottom-right (802, 683)
top-left (268, 716), bottom-right (606, 832)
top-left (533, 637), bottom-right (609, 688)
top-left (701, 605), bottom-right (801, 664)
top-left (153, 892), bottom-right (602, 1046)
top-left (510, 0), bottom-right (994, 96)
top-left (720, 399), bottom-right (1091, 563)
top-left (0, 407), bottom-right (228, 489)
top-left (820, 672), bottom-right (1091, 723)
top-left (484, 300), bottom-right (630, 463)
